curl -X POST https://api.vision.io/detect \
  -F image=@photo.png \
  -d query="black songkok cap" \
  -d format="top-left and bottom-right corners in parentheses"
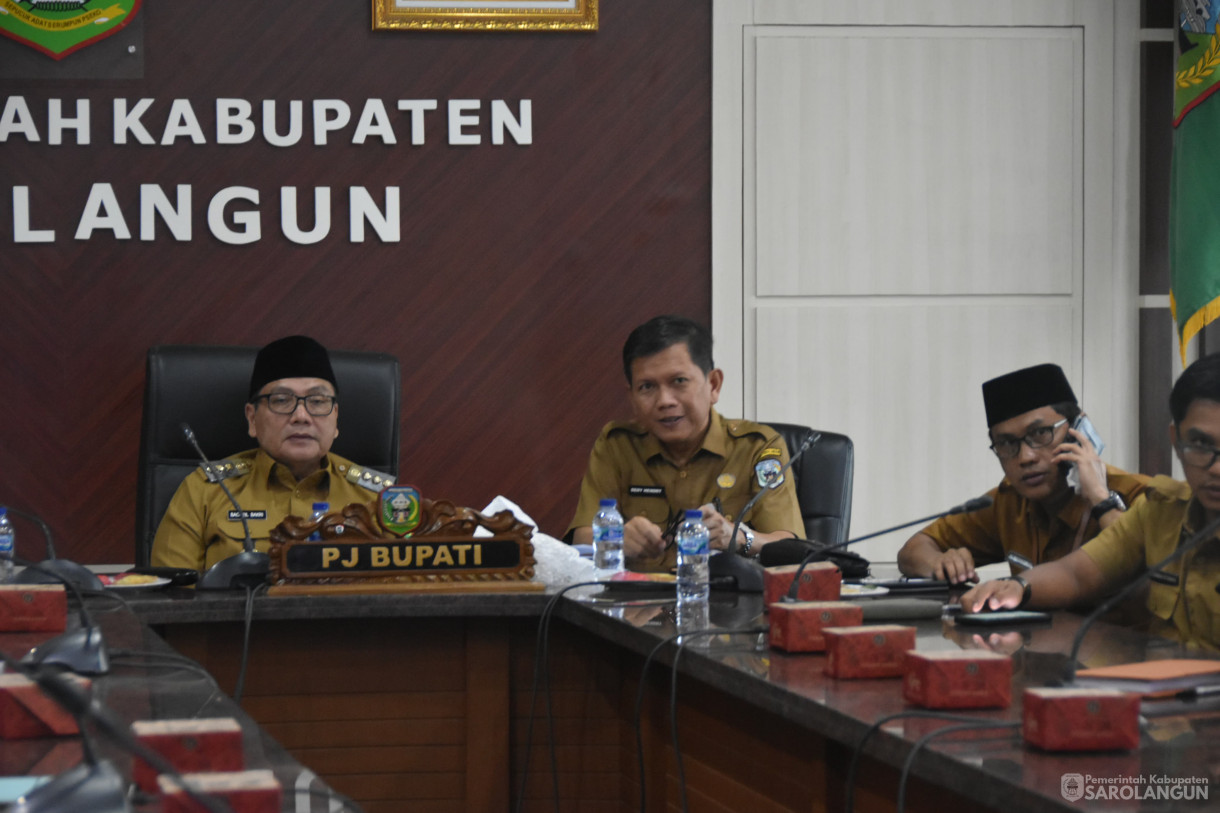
top-left (248, 335), bottom-right (337, 399)
top-left (981, 364), bottom-right (1076, 428)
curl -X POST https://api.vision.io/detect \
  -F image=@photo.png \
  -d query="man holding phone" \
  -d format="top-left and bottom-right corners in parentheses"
top-left (897, 364), bottom-right (1149, 584)
top-left (959, 353), bottom-right (1220, 650)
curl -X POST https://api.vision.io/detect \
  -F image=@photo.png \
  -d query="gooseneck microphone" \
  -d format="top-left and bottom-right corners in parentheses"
top-left (708, 430), bottom-right (821, 593)
top-left (7, 506), bottom-right (104, 592)
top-left (181, 423), bottom-right (270, 591)
top-left (782, 495), bottom-right (995, 602)
top-left (1062, 511), bottom-right (1220, 684)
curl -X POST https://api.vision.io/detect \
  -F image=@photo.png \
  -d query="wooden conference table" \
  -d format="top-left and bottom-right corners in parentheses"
top-left (90, 581), bottom-right (1219, 813)
top-left (0, 594), bottom-right (346, 812)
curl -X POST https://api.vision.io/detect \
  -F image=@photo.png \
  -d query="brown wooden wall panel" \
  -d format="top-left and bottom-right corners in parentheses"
top-left (0, 0), bottom-right (712, 564)
top-left (262, 719), bottom-right (462, 749)
top-left (244, 691), bottom-right (465, 722)
top-left (291, 745), bottom-right (464, 776)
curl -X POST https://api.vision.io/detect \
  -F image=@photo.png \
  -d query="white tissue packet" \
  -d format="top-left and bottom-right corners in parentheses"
top-left (478, 496), bottom-right (596, 587)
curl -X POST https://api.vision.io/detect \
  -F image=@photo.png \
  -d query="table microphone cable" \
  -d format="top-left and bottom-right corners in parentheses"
top-left (843, 709), bottom-right (1017, 813)
top-left (232, 581), bottom-right (268, 706)
top-left (514, 580), bottom-right (607, 813)
top-left (628, 624), bottom-right (765, 813)
top-left (667, 626), bottom-right (767, 813)
top-left (895, 719), bottom-right (1021, 813)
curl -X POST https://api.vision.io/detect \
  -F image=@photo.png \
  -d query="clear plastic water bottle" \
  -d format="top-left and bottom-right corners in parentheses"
top-left (675, 509), bottom-right (710, 641)
top-left (0, 507), bottom-right (14, 583)
top-left (308, 502), bottom-right (329, 541)
top-left (591, 498), bottom-right (624, 576)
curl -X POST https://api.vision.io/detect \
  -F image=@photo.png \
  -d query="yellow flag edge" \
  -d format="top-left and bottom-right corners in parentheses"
top-left (1171, 289), bottom-right (1220, 363)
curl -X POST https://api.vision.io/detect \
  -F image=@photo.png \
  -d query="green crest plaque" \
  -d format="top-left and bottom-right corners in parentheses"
top-left (0, 0), bottom-right (142, 60)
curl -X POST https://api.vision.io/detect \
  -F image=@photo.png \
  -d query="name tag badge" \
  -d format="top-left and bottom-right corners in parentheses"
top-left (1149, 570), bottom-right (1180, 586)
top-left (1006, 552), bottom-right (1033, 571)
top-left (227, 510), bottom-right (267, 521)
top-left (628, 486), bottom-right (665, 498)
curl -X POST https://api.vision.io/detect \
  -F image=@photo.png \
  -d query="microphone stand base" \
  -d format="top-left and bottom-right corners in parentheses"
top-left (197, 551), bottom-right (271, 591)
top-left (21, 625), bottom-right (110, 676)
top-left (10, 760), bottom-right (131, 813)
top-left (708, 552), bottom-right (765, 593)
top-left (14, 559), bottom-right (104, 592)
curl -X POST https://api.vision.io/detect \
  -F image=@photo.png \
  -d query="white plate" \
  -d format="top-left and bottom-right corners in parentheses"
top-left (839, 583), bottom-right (890, 598)
top-left (105, 576), bottom-right (172, 592)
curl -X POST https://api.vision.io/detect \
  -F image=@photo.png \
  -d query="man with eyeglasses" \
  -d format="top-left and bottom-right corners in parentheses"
top-left (960, 353), bottom-right (1220, 650)
top-left (897, 363), bottom-right (1148, 584)
top-left (565, 316), bottom-right (803, 572)
top-left (150, 335), bottom-right (392, 572)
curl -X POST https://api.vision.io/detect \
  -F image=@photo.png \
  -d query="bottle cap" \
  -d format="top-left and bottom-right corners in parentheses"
top-left (599, 499), bottom-right (616, 507)
top-left (685, 509), bottom-right (701, 520)
top-left (312, 502), bottom-right (329, 511)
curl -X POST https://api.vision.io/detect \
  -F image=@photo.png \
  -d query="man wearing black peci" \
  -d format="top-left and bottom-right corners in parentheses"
top-left (566, 315), bottom-right (804, 572)
top-left (961, 353), bottom-right (1220, 651)
top-left (897, 363), bottom-right (1148, 584)
top-left (150, 335), bottom-right (391, 573)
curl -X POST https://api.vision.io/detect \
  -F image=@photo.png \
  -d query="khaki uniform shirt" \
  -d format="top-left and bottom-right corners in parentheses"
top-left (566, 410), bottom-right (804, 571)
top-left (921, 465), bottom-right (1150, 573)
top-left (150, 449), bottom-right (389, 572)
top-left (1082, 476), bottom-right (1220, 652)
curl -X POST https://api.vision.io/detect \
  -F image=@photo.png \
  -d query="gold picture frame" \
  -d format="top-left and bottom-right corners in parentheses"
top-left (372, 0), bottom-right (597, 32)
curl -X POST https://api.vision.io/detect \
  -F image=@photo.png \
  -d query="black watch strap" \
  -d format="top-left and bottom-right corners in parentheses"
top-left (1005, 575), bottom-right (1032, 609)
top-left (1090, 490), bottom-right (1127, 520)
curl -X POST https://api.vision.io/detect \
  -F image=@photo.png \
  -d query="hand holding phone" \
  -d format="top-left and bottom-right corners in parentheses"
top-left (1058, 414), bottom-right (1107, 498)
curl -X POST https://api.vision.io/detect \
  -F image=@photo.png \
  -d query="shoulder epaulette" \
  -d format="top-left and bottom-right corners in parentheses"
top-left (338, 463), bottom-right (394, 493)
top-left (725, 419), bottom-right (772, 440)
top-left (203, 458), bottom-right (251, 483)
top-left (1145, 474), bottom-right (1192, 503)
top-left (603, 420), bottom-right (648, 439)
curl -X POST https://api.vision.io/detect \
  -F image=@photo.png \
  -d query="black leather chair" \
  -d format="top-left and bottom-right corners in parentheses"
top-left (134, 345), bottom-right (401, 566)
top-left (764, 423), bottom-right (853, 547)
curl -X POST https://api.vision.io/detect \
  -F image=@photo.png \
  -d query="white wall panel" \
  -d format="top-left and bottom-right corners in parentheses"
top-left (754, 28), bottom-right (1080, 297)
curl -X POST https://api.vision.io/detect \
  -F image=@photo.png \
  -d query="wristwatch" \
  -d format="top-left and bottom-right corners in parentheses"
top-left (738, 525), bottom-right (755, 556)
top-left (1004, 574), bottom-right (1032, 608)
top-left (1090, 491), bottom-right (1127, 520)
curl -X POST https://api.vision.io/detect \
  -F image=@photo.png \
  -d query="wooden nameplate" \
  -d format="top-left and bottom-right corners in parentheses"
top-left (267, 497), bottom-right (541, 594)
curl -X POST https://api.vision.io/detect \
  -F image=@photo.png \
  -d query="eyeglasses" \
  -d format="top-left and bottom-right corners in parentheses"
top-left (251, 393), bottom-right (337, 416)
top-left (989, 418), bottom-right (1068, 460)
top-left (661, 499), bottom-right (721, 550)
top-left (1177, 441), bottom-right (1220, 470)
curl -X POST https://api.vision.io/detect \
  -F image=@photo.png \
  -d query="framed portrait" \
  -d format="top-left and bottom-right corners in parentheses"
top-left (372, 0), bottom-right (598, 32)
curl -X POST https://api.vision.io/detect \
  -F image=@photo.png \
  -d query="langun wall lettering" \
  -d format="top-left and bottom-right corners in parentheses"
top-left (0, 95), bottom-right (533, 245)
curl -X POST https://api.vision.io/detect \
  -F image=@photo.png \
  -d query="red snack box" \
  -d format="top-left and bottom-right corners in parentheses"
top-left (769, 601), bottom-right (862, 652)
top-left (0, 673), bottom-right (87, 739)
top-left (158, 769), bottom-right (282, 813)
top-left (0, 585), bottom-right (67, 633)
top-left (763, 562), bottom-right (841, 607)
top-left (823, 625), bottom-right (916, 678)
top-left (132, 718), bottom-right (244, 792)
top-left (1023, 688), bottom-right (1140, 751)
top-left (903, 650), bottom-right (1012, 709)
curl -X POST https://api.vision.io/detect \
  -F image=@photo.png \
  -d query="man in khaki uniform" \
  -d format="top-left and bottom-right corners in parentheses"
top-left (567, 316), bottom-right (803, 572)
top-left (151, 335), bottom-right (391, 573)
top-left (898, 364), bottom-right (1148, 584)
top-left (962, 353), bottom-right (1220, 651)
